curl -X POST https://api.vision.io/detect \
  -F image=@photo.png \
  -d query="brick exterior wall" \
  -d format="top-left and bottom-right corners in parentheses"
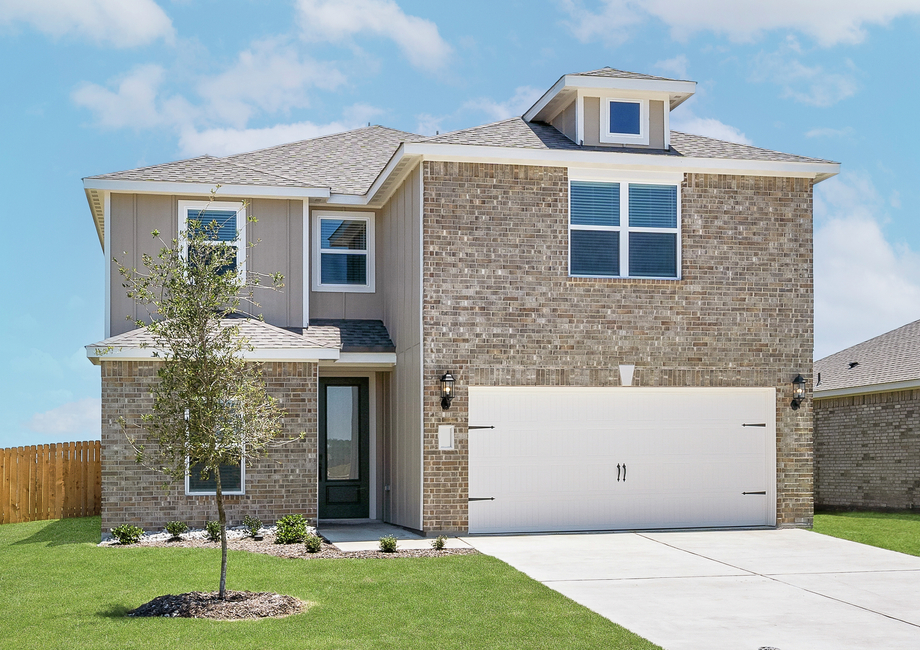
top-left (100, 360), bottom-right (318, 532)
top-left (814, 389), bottom-right (920, 509)
top-left (421, 162), bottom-right (814, 533)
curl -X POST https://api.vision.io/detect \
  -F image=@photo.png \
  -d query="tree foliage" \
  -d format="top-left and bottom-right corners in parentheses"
top-left (114, 194), bottom-right (288, 598)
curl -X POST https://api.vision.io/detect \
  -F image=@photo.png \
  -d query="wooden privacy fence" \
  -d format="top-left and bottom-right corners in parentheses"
top-left (0, 441), bottom-right (101, 524)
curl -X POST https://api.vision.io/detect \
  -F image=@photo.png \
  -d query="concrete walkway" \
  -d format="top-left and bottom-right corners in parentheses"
top-left (463, 528), bottom-right (920, 650)
top-left (318, 522), bottom-right (472, 552)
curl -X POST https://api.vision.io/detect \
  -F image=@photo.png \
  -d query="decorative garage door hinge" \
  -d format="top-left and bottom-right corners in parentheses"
top-left (468, 425), bottom-right (495, 430)
top-left (468, 497), bottom-right (495, 501)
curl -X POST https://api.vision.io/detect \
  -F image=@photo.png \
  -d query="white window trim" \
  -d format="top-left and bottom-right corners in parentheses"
top-left (568, 179), bottom-right (681, 280)
top-left (600, 98), bottom-right (649, 146)
top-left (177, 200), bottom-right (247, 279)
top-left (312, 210), bottom-right (376, 293)
top-left (185, 457), bottom-right (246, 496)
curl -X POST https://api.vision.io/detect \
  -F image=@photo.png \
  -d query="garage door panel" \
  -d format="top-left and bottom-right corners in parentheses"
top-left (468, 386), bottom-right (776, 534)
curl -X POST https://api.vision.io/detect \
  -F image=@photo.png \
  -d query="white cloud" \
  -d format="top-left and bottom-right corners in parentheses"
top-left (416, 113), bottom-right (446, 136)
top-left (72, 64), bottom-right (174, 129)
top-left (177, 103), bottom-right (383, 156)
top-left (462, 86), bottom-right (543, 122)
top-left (198, 38), bottom-right (346, 128)
top-left (296, 0), bottom-right (451, 71)
top-left (26, 398), bottom-right (101, 438)
top-left (654, 54), bottom-right (689, 79)
top-left (670, 110), bottom-right (752, 145)
top-left (0, 0), bottom-right (174, 47)
top-left (559, 0), bottom-right (920, 47)
top-left (814, 172), bottom-right (920, 358)
top-left (752, 38), bottom-right (858, 107)
top-left (806, 126), bottom-right (855, 138)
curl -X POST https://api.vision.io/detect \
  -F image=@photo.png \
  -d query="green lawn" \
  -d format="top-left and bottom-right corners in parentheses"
top-left (813, 510), bottom-right (920, 556)
top-left (0, 517), bottom-right (659, 650)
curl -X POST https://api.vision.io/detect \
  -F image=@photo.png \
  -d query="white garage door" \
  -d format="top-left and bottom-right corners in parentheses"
top-left (468, 386), bottom-right (776, 534)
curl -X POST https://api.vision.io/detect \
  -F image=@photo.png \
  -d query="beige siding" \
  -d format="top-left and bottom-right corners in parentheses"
top-left (109, 194), bottom-right (176, 335)
top-left (583, 96), bottom-right (667, 150)
top-left (378, 165), bottom-right (423, 530)
top-left (549, 99), bottom-right (577, 142)
top-left (308, 207), bottom-right (384, 319)
top-left (109, 194), bottom-right (304, 332)
top-left (247, 199), bottom-right (304, 327)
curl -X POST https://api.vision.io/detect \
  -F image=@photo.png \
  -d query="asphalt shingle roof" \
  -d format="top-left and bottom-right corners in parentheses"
top-left (423, 118), bottom-right (834, 164)
top-left (814, 319), bottom-right (920, 393)
top-left (91, 318), bottom-right (394, 354)
top-left (87, 126), bottom-right (425, 195)
top-left (573, 67), bottom-right (689, 82)
top-left (88, 117), bottom-right (834, 197)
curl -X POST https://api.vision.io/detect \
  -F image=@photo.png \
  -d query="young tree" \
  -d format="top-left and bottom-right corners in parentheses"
top-left (116, 195), bottom-right (287, 599)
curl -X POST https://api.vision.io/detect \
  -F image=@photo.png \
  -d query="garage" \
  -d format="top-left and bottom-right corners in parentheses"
top-left (468, 386), bottom-right (776, 534)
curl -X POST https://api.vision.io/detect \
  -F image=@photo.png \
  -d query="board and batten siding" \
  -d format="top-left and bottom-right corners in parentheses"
top-left (378, 164), bottom-right (423, 530)
top-left (109, 194), bottom-right (305, 335)
top-left (308, 207), bottom-right (385, 320)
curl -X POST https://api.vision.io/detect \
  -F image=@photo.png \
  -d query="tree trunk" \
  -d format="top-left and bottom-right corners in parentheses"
top-left (214, 468), bottom-right (228, 600)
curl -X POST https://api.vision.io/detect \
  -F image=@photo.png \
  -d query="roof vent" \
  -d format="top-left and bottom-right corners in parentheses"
top-left (848, 362), bottom-right (859, 369)
top-left (816, 372), bottom-right (821, 387)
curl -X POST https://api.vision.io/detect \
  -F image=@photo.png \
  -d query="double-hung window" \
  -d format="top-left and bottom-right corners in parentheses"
top-left (312, 211), bottom-right (375, 292)
top-left (569, 180), bottom-right (680, 279)
top-left (178, 200), bottom-right (246, 276)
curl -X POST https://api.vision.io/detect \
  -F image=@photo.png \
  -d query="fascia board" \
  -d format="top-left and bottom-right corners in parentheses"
top-left (402, 142), bottom-right (841, 181)
top-left (814, 378), bottom-right (920, 400)
top-left (83, 179), bottom-right (331, 199)
top-left (523, 75), bottom-right (568, 122)
top-left (568, 75), bottom-right (697, 97)
top-left (335, 352), bottom-right (397, 365)
top-left (85, 344), bottom-right (340, 364)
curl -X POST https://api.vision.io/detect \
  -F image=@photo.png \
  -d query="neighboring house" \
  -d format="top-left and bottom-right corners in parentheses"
top-left (814, 320), bottom-right (920, 510)
top-left (83, 68), bottom-right (839, 535)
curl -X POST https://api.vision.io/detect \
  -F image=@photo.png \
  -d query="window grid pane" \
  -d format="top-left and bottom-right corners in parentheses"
top-left (571, 181), bottom-right (620, 226)
top-left (629, 232), bottom-right (678, 277)
top-left (629, 184), bottom-right (678, 228)
top-left (321, 253), bottom-right (367, 285)
top-left (188, 462), bottom-right (242, 493)
top-left (609, 101), bottom-right (641, 135)
top-left (321, 219), bottom-right (367, 250)
top-left (188, 210), bottom-right (237, 242)
top-left (571, 230), bottom-right (619, 276)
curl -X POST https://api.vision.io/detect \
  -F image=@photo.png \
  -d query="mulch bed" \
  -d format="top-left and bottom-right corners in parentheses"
top-left (108, 534), bottom-right (478, 560)
top-left (128, 590), bottom-right (308, 620)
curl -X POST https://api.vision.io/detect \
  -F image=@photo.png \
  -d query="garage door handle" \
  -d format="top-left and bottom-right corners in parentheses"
top-left (623, 463), bottom-right (626, 482)
top-left (742, 491), bottom-right (767, 495)
top-left (468, 497), bottom-right (495, 502)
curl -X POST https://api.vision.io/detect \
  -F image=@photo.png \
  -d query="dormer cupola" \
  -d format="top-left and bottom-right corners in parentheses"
top-left (523, 67), bottom-right (696, 150)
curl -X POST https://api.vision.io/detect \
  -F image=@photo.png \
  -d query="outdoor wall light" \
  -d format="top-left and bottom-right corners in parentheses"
top-left (440, 372), bottom-right (455, 410)
top-left (791, 374), bottom-right (806, 410)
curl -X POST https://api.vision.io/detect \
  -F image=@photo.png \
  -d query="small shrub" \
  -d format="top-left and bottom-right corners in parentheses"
top-left (304, 533), bottom-right (323, 553)
top-left (275, 514), bottom-right (307, 544)
top-left (165, 521), bottom-right (188, 541)
top-left (111, 524), bottom-right (144, 545)
top-left (431, 535), bottom-right (447, 550)
top-left (205, 520), bottom-right (221, 542)
top-left (379, 535), bottom-right (398, 553)
top-left (243, 515), bottom-right (263, 538)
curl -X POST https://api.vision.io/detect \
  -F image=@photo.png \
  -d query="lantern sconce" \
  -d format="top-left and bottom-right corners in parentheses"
top-left (791, 374), bottom-right (806, 410)
top-left (440, 372), bottom-right (455, 410)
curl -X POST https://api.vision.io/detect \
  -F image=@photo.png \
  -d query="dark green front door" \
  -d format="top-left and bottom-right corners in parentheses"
top-left (319, 377), bottom-right (369, 519)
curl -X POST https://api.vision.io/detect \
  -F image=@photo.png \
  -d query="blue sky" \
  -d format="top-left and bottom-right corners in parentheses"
top-left (1, 0), bottom-right (919, 448)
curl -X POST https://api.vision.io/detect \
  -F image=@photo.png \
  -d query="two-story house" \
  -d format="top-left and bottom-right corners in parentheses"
top-left (84, 68), bottom-right (839, 535)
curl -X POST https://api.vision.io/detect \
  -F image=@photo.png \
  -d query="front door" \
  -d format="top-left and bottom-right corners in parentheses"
top-left (319, 377), bottom-right (370, 518)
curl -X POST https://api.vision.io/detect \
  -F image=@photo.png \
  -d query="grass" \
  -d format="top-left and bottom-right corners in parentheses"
top-left (813, 510), bottom-right (920, 556)
top-left (0, 517), bottom-right (660, 650)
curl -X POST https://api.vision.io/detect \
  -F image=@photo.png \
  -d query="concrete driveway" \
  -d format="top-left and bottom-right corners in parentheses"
top-left (463, 529), bottom-right (920, 650)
